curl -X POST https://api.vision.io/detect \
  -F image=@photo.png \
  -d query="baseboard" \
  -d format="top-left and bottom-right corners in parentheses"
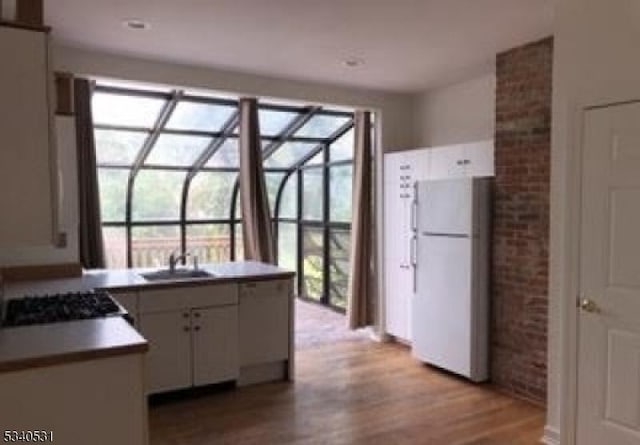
top-left (541, 425), bottom-right (560, 445)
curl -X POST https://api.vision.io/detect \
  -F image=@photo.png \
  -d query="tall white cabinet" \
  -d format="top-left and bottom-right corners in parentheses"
top-left (0, 25), bottom-right (58, 248)
top-left (383, 140), bottom-right (494, 342)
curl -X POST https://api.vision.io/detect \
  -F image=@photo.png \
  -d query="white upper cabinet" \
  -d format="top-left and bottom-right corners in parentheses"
top-left (428, 141), bottom-right (494, 180)
top-left (0, 26), bottom-right (57, 248)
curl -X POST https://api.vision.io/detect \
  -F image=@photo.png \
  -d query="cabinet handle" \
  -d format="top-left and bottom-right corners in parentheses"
top-left (183, 312), bottom-right (189, 318)
top-left (193, 312), bottom-right (200, 318)
top-left (194, 326), bottom-right (201, 331)
top-left (183, 326), bottom-right (190, 332)
top-left (464, 159), bottom-right (471, 165)
top-left (456, 160), bottom-right (463, 166)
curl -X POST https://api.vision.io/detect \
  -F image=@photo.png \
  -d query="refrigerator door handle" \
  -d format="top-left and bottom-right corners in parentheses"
top-left (411, 182), bottom-right (418, 232)
top-left (410, 235), bottom-right (417, 293)
top-left (410, 199), bottom-right (418, 232)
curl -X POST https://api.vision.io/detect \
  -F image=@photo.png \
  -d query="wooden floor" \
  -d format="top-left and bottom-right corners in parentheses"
top-left (149, 343), bottom-right (544, 444)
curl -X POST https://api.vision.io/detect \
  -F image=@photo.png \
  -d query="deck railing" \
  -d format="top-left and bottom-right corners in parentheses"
top-left (104, 233), bottom-right (233, 269)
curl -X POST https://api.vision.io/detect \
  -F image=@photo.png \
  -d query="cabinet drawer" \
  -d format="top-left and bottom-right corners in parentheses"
top-left (239, 279), bottom-right (291, 299)
top-left (139, 284), bottom-right (238, 314)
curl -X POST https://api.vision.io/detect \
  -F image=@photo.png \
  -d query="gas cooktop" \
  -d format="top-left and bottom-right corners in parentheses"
top-left (2, 290), bottom-right (124, 327)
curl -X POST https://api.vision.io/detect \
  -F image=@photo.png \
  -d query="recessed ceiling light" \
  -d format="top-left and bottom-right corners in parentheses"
top-left (343, 57), bottom-right (365, 68)
top-left (123, 18), bottom-right (151, 30)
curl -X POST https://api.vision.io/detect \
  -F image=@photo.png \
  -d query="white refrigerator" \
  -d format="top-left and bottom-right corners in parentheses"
top-left (411, 177), bottom-right (491, 382)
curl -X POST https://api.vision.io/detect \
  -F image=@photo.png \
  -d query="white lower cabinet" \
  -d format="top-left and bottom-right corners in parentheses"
top-left (192, 305), bottom-right (239, 386)
top-left (134, 279), bottom-right (292, 394)
top-left (139, 310), bottom-right (193, 393)
top-left (137, 284), bottom-right (239, 394)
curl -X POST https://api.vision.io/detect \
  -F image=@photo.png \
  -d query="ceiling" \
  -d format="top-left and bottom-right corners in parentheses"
top-left (45, 0), bottom-right (554, 93)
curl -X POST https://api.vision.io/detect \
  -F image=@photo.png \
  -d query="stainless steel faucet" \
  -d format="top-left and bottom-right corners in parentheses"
top-left (168, 251), bottom-right (190, 273)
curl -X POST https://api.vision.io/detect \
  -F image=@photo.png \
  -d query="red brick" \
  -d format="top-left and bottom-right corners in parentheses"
top-left (491, 37), bottom-right (552, 404)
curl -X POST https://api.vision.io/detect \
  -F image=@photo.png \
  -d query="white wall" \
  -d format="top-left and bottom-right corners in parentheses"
top-left (549, 0), bottom-right (640, 442)
top-left (413, 72), bottom-right (496, 147)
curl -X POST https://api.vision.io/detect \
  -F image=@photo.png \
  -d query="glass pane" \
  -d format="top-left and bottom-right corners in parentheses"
top-left (330, 128), bottom-right (354, 162)
top-left (92, 92), bottom-right (165, 128)
top-left (330, 165), bottom-right (353, 222)
top-left (264, 142), bottom-right (318, 168)
top-left (98, 168), bottom-right (129, 222)
top-left (145, 134), bottom-right (211, 166)
top-left (103, 227), bottom-right (127, 269)
top-left (278, 174), bottom-right (298, 219)
top-left (306, 150), bottom-right (324, 166)
top-left (205, 138), bottom-right (239, 167)
top-left (234, 223), bottom-right (244, 260)
top-left (278, 222), bottom-right (297, 276)
top-left (132, 170), bottom-right (186, 221)
top-left (259, 109), bottom-right (299, 136)
top-left (187, 172), bottom-right (236, 220)
top-left (234, 193), bottom-right (242, 219)
top-left (329, 228), bottom-right (351, 309)
top-left (302, 226), bottom-right (324, 301)
top-left (302, 168), bottom-right (323, 221)
top-left (186, 224), bottom-right (231, 264)
top-left (131, 225), bottom-right (180, 268)
top-left (166, 101), bottom-right (236, 132)
top-left (265, 172), bottom-right (285, 214)
top-left (295, 114), bottom-right (351, 138)
top-left (95, 129), bottom-right (147, 165)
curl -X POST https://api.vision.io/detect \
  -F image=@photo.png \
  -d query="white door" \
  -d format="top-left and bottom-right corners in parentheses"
top-left (139, 310), bottom-right (192, 394)
top-left (192, 306), bottom-right (239, 386)
top-left (577, 102), bottom-right (640, 444)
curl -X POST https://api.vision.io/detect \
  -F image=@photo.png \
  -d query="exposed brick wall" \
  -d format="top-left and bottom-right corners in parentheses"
top-left (492, 37), bottom-right (553, 403)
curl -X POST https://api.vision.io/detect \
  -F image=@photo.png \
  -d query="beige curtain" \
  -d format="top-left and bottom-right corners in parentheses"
top-left (238, 98), bottom-right (276, 263)
top-left (74, 78), bottom-right (106, 269)
top-left (347, 111), bottom-right (375, 329)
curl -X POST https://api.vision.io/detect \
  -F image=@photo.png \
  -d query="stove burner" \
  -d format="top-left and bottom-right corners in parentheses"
top-left (2, 290), bottom-right (122, 327)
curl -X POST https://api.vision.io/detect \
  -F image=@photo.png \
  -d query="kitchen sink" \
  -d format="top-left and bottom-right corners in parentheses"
top-left (140, 268), bottom-right (214, 282)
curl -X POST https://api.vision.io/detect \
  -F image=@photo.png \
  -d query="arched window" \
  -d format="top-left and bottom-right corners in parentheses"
top-left (93, 81), bottom-right (357, 311)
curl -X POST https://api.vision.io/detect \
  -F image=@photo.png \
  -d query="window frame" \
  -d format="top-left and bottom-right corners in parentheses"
top-left (93, 82), bottom-right (356, 312)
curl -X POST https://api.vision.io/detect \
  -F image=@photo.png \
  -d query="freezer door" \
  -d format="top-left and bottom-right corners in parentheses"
top-left (412, 235), bottom-right (472, 377)
top-left (417, 178), bottom-right (473, 236)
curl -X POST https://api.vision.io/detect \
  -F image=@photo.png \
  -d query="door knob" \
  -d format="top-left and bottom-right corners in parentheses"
top-left (579, 299), bottom-right (600, 313)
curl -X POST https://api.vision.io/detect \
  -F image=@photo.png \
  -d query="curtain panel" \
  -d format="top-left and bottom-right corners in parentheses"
top-left (347, 110), bottom-right (376, 329)
top-left (238, 97), bottom-right (276, 264)
top-left (74, 78), bottom-right (106, 269)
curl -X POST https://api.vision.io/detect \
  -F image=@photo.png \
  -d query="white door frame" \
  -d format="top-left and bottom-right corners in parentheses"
top-left (554, 98), bottom-right (640, 444)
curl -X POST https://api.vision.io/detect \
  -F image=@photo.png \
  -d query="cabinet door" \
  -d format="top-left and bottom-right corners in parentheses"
top-left (429, 146), bottom-right (466, 179)
top-left (192, 305), bottom-right (239, 386)
top-left (463, 141), bottom-right (495, 177)
top-left (239, 281), bottom-right (290, 366)
top-left (0, 27), bottom-right (54, 247)
top-left (406, 149), bottom-right (431, 182)
top-left (138, 310), bottom-right (192, 394)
